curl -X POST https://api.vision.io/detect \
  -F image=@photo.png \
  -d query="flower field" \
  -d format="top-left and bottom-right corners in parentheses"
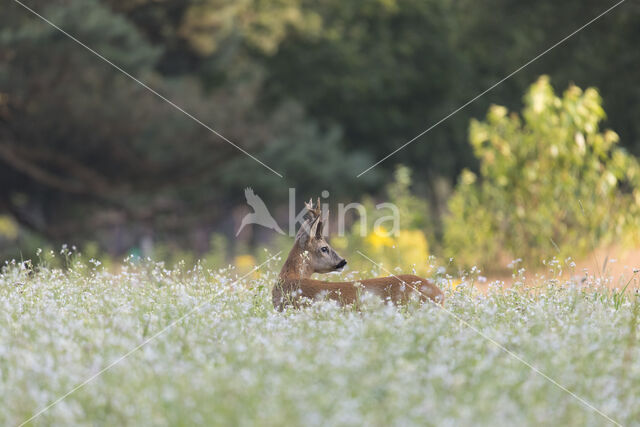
top-left (1, 255), bottom-right (639, 426)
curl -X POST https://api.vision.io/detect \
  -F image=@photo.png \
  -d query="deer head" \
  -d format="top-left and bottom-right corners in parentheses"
top-left (292, 198), bottom-right (346, 274)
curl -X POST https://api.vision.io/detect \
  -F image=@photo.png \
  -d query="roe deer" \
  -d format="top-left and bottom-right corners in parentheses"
top-left (272, 198), bottom-right (444, 310)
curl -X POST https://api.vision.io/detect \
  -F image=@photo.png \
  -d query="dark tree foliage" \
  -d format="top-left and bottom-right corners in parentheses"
top-left (0, 0), bottom-right (638, 253)
top-left (261, 0), bottom-right (472, 184)
top-left (1, 1), bottom-right (245, 249)
top-left (0, 0), bottom-right (375, 252)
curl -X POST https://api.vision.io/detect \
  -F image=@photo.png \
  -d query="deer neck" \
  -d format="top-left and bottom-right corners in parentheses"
top-left (279, 243), bottom-right (314, 281)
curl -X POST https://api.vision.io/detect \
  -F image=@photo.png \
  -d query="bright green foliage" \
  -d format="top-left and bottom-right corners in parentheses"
top-left (444, 76), bottom-right (640, 269)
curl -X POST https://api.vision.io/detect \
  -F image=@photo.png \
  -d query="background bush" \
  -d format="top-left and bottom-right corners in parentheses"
top-left (444, 76), bottom-right (640, 270)
top-left (331, 166), bottom-right (434, 276)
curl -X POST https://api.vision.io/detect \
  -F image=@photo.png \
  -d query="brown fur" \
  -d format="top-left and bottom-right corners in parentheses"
top-left (273, 198), bottom-right (444, 310)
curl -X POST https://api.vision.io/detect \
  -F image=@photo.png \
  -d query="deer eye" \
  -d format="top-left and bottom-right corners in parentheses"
top-left (320, 246), bottom-right (329, 253)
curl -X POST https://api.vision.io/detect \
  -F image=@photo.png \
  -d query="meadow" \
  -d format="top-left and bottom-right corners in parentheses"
top-left (3, 2), bottom-right (639, 426)
top-left (1, 252), bottom-right (639, 426)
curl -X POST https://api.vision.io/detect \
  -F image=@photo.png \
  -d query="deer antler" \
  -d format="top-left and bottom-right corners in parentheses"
top-left (304, 197), bottom-right (321, 220)
top-left (304, 198), bottom-right (313, 212)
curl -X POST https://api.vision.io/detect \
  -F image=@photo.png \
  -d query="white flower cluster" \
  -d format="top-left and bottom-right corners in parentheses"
top-left (0, 256), bottom-right (638, 425)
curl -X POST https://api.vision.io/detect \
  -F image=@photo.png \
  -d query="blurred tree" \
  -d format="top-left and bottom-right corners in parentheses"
top-left (221, 102), bottom-right (380, 202)
top-left (0, 0), bottom-right (375, 254)
top-left (1, 0), bottom-right (639, 258)
top-left (256, 0), bottom-right (640, 192)
top-left (104, 0), bottom-right (640, 192)
top-left (0, 0), bottom-right (288, 250)
top-left (259, 0), bottom-right (471, 186)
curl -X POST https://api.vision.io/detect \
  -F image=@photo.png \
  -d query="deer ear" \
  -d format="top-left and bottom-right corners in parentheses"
top-left (309, 216), bottom-right (321, 240)
top-left (296, 221), bottom-right (311, 246)
top-left (315, 219), bottom-right (324, 239)
top-left (313, 197), bottom-right (326, 239)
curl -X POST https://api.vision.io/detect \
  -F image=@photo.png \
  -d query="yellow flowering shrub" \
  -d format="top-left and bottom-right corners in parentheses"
top-left (365, 225), bottom-right (395, 250)
top-left (396, 229), bottom-right (429, 270)
top-left (338, 166), bottom-right (433, 276)
top-left (234, 254), bottom-right (258, 276)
